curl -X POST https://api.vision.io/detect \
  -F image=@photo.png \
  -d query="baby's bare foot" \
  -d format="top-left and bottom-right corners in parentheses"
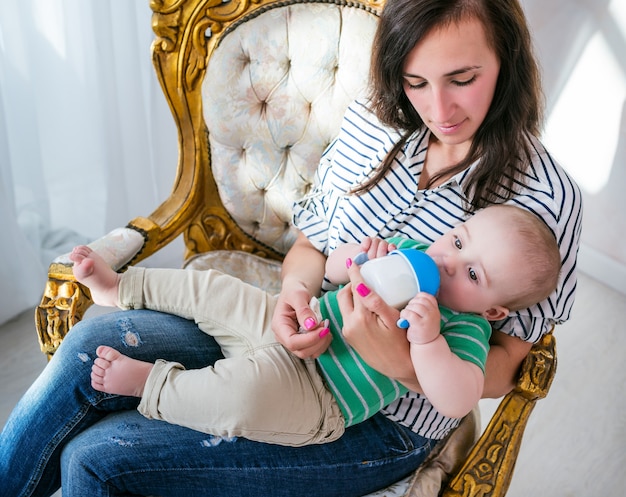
top-left (91, 345), bottom-right (153, 397)
top-left (70, 245), bottom-right (121, 307)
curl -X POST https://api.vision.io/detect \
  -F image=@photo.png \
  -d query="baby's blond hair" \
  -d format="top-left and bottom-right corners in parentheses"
top-left (490, 205), bottom-right (561, 311)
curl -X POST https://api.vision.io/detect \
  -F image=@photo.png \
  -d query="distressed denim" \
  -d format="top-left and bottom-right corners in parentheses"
top-left (0, 310), bottom-right (437, 497)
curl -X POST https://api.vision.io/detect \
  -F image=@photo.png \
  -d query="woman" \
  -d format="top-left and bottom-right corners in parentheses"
top-left (0, 0), bottom-right (581, 495)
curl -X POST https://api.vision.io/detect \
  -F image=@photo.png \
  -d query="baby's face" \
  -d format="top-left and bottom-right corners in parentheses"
top-left (425, 209), bottom-right (521, 316)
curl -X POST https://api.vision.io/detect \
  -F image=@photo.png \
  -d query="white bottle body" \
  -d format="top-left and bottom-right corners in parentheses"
top-left (360, 256), bottom-right (419, 309)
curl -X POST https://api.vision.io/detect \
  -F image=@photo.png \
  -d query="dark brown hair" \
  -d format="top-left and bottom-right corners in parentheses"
top-left (357, 0), bottom-right (544, 210)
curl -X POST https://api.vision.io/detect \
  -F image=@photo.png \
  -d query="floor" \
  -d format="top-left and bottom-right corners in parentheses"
top-left (1, 271), bottom-right (625, 496)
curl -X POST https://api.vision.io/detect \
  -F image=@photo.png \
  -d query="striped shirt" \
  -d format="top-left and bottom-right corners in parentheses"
top-left (317, 239), bottom-right (491, 427)
top-left (293, 98), bottom-right (582, 439)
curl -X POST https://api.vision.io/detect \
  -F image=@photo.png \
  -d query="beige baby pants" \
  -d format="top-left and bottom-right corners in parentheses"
top-left (118, 266), bottom-right (344, 446)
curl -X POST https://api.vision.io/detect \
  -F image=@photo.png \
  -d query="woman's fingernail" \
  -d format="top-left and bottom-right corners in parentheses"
top-left (319, 327), bottom-right (330, 338)
top-left (356, 283), bottom-right (371, 297)
top-left (346, 258), bottom-right (353, 268)
top-left (304, 317), bottom-right (316, 330)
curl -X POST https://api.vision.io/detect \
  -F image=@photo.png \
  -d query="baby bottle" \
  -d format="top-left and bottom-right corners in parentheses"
top-left (358, 249), bottom-right (440, 328)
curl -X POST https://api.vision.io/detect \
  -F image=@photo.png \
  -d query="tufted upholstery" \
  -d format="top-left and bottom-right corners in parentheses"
top-left (36, 1), bottom-right (558, 496)
top-left (185, 249), bottom-right (283, 295)
top-left (204, 3), bottom-right (378, 254)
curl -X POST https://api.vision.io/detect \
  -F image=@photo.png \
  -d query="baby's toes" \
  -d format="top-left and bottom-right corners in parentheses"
top-left (96, 345), bottom-right (122, 362)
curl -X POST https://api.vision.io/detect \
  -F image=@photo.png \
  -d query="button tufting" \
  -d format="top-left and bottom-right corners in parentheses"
top-left (202, 3), bottom-right (378, 255)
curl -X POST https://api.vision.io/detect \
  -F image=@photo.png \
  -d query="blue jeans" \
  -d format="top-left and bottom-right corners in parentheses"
top-left (0, 310), bottom-right (437, 497)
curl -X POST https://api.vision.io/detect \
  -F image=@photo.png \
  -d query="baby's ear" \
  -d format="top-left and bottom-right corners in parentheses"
top-left (481, 305), bottom-right (509, 321)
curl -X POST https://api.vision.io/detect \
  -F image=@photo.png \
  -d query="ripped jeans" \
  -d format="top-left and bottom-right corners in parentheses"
top-left (0, 310), bottom-right (437, 497)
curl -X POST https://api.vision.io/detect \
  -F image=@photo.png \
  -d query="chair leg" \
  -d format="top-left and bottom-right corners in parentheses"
top-left (441, 393), bottom-right (537, 497)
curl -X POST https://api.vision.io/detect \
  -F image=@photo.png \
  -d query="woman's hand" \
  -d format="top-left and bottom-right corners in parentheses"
top-left (271, 233), bottom-right (332, 359)
top-left (272, 288), bottom-right (331, 359)
top-left (337, 260), bottom-right (422, 392)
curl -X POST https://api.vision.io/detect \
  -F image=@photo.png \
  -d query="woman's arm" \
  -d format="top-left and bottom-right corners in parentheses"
top-left (271, 232), bottom-right (332, 359)
top-left (483, 330), bottom-right (532, 398)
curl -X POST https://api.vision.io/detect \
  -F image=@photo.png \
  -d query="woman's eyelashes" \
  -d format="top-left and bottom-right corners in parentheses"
top-left (405, 79), bottom-right (427, 90)
top-left (452, 75), bottom-right (477, 87)
top-left (403, 74), bottom-right (477, 90)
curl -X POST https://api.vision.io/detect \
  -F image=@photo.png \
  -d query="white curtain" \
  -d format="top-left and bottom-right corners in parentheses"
top-left (0, 0), bottom-right (178, 325)
top-left (0, 0), bottom-right (624, 326)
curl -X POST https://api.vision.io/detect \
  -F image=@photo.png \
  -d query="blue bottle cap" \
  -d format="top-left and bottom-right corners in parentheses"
top-left (390, 249), bottom-right (440, 297)
top-left (392, 249), bottom-right (439, 329)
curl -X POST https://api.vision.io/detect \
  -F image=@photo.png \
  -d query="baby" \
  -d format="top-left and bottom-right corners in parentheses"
top-left (70, 204), bottom-right (560, 446)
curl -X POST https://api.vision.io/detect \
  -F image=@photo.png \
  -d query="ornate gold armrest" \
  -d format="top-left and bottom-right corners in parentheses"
top-left (441, 331), bottom-right (557, 497)
top-left (35, 226), bottom-right (149, 359)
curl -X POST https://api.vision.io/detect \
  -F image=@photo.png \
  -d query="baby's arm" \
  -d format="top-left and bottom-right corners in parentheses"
top-left (325, 243), bottom-right (362, 285)
top-left (399, 294), bottom-right (484, 418)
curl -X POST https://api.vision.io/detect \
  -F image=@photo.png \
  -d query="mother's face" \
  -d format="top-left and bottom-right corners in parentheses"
top-left (401, 17), bottom-right (500, 150)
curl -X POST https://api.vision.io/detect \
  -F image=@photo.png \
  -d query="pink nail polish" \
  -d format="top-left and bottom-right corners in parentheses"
top-left (318, 327), bottom-right (330, 338)
top-left (304, 317), bottom-right (316, 330)
top-left (356, 283), bottom-right (371, 297)
top-left (346, 258), bottom-right (353, 268)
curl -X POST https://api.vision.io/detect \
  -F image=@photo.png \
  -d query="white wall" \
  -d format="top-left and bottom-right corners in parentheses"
top-left (523, 0), bottom-right (626, 295)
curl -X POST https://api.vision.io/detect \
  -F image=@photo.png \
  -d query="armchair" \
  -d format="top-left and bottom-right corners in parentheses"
top-left (34, 1), bottom-right (557, 496)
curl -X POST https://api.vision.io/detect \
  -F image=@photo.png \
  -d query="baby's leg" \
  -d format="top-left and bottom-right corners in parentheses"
top-left (91, 345), bottom-right (153, 397)
top-left (70, 245), bottom-right (121, 307)
top-left (137, 345), bottom-right (344, 446)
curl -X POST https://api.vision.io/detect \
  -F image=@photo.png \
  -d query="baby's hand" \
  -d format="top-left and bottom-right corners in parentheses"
top-left (353, 238), bottom-right (397, 265)
top-left (327, 238), bottom-right (397, 285)
top-left (398, 294), bottom-right (441, 345)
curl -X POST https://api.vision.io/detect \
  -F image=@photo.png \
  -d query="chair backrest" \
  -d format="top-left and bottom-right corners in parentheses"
top-left (148, 0), bottom-right (383, 261)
